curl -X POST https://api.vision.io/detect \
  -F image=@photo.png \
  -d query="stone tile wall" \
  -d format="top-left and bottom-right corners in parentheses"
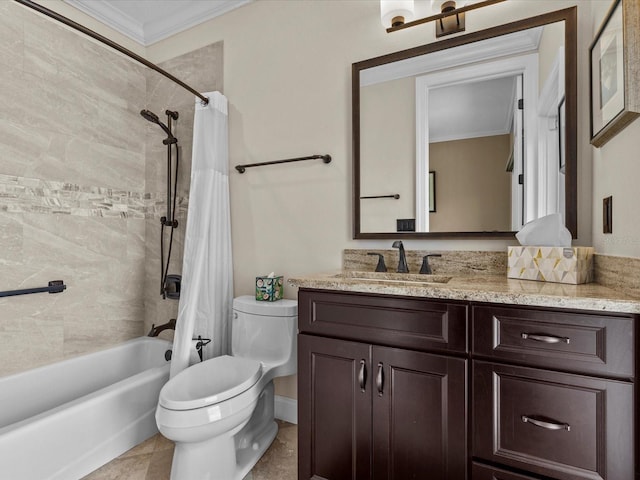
top-left (143, 43), bottom-right (223, 339)
top-left (0, 2), bottom-right (222, 375)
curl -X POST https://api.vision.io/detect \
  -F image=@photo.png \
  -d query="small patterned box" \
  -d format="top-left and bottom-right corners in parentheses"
top-left (255, 275), bottom-right (284, 301)
top-left (507, 246), bottom-right (594, 284)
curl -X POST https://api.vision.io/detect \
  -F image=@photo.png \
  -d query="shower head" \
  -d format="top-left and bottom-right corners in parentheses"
top-left (140, 109), bottom-right (159, 123)
top-left (140, 109), bottom-right (176, 142)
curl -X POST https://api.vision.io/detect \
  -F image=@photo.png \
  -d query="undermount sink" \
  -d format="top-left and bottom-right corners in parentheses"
top-left (333, 271), bottom-right (452, 285)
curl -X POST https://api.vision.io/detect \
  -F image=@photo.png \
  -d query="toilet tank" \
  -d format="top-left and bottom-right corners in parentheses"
top-left (232, 296), bottom-right (297, 377)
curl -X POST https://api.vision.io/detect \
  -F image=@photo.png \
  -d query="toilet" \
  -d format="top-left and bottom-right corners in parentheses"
top-left (155, 295), bottom-right (297, 480)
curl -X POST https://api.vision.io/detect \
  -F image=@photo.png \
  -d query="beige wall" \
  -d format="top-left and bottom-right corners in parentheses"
top-left (430, 136), bottom-right (512, 232)
top-left (538, 20), bottom-right (566, 93)
top-left (6, 1), bottom-right (639, 404)
top-left (360, 77), bottom-right (415, 232)
top-left (147, 1), bottom-right (594, 265)
top-left (145, 0), bottom-right (599, 399)
top-left (590, 1), bottom-right (640, 258)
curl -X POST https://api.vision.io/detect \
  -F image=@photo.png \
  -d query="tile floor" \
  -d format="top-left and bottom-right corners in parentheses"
top-left (81, 421), bottom-right (297, 480)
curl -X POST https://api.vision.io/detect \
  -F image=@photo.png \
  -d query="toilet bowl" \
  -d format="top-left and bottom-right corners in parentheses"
top-left (155, 296), bottom-right (297, 480)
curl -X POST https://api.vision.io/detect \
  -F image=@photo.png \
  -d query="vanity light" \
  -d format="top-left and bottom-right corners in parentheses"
top-left (380, 0), bottom-right (415, 28)
top-left (383, 0), bottom-right (506, 37)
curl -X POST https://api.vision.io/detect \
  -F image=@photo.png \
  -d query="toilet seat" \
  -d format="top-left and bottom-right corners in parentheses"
top-left (159, 355), bottom-right (262, 411)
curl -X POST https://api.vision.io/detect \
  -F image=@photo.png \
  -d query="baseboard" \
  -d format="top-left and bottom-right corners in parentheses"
top-left (274, 395), bottom-right (297, 424)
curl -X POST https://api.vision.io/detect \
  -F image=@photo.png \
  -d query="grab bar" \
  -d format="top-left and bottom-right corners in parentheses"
top-left (0, 280), bottom-right (66, 298)
top-left (235, 154), bottom-right (331, 173)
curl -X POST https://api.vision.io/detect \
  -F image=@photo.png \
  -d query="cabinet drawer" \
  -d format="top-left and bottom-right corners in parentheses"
top-left (473, 361), bottom-right (634, 480)
top-left (471, 462), bottom-right (538, 479)
top-left (472, 305), bottom-right (634, 377)
top-left (299, 289), bottom-right (467, 353)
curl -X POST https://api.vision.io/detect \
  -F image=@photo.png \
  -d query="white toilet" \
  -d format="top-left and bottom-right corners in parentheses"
top-left (156, 295), bottom-right (297, 480)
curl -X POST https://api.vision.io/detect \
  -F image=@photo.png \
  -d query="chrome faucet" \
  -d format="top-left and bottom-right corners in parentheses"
top-left (392, 241), bottom-right (409, 273)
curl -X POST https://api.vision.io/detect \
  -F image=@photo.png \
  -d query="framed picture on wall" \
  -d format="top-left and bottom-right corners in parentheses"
top-left (558, 97), bottom-right (566, 173)
top-left (429, 171), bottom-right (436, 213)
top-left (589, 0), bottom-right (640, 147)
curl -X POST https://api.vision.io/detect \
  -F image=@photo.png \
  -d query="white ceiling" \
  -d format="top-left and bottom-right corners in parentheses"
top-left (429, 76), bottom-right (517, 143)
top-left (63, 0), bottom-right (253, 46)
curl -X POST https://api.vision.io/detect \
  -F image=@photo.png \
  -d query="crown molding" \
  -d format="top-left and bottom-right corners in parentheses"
top-left (63, 0), bottom-right (252, 46)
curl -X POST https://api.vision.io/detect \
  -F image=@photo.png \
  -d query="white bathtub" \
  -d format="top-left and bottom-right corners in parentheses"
top-left (0, 337), bottom-right (172, 480)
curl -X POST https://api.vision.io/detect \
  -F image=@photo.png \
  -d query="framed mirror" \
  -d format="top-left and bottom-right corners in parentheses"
top-left (353, 7), bottom-right (577, 239)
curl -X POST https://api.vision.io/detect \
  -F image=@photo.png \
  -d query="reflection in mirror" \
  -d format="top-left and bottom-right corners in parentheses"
top-left (354, 8), bottom-right (576, 239)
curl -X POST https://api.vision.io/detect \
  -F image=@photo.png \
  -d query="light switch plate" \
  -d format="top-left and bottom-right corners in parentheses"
top-left (603, 196), bottom-right (613, 234)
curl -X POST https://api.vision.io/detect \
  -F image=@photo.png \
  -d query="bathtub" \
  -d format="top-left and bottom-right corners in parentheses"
top-left (0, 337), bottom-right (172, 480)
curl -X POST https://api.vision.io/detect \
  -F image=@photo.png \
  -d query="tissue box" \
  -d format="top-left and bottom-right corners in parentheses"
top-left (255, 275), bottom-right (284, 301)
top-left (507, 246), bottom-right (594, 284)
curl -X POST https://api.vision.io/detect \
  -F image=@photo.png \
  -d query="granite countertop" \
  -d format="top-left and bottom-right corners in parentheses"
top-left (288, 271), bottom-right (640, 314)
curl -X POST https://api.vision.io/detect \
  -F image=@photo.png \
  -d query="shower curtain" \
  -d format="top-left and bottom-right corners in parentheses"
top-left (169, 91), bottom-right (233, 378)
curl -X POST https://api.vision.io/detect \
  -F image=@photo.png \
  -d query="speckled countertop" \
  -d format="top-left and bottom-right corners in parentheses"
top-left (288, 271), bottom-right (640, 314)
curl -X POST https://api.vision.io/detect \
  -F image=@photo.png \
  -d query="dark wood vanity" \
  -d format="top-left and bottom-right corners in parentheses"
top-left (297, 288), bottom-right (637, 480)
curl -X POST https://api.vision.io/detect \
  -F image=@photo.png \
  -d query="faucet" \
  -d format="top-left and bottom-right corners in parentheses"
top-left (420, 254), bottom-right (442, 274)
top-left (392, 241), bottom-right (409, 273)
top-left (147, 318), bottom-right (176, 337)
top-left (367, 252), bottom-right (387, 272)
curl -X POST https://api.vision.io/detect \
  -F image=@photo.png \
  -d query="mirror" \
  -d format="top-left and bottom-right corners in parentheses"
top-left (353, 8), bottom-right (577, 239)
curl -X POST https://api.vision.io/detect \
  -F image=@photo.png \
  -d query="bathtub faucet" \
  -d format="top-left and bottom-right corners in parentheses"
top-left (195, 336), bottom-right (212, 362)
top-left (148, 318), bottom-right (176, 337)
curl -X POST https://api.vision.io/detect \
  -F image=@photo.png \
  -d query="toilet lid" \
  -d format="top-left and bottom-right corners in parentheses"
top-left (159, 356), bottom-right (262, 411)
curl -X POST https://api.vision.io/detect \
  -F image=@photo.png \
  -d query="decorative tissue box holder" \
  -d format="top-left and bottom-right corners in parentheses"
top-left (507, 246), bottom-right (594, 285)
top-left (255, 275), bottom-right (284, 301)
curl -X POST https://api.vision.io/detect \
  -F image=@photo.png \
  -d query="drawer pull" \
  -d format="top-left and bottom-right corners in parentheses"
top-left (376, 362), bottom-right (384, 397)
top-left (521, 415), bottom-right (571, 432)
top-left (521, 333), bottom-right (570, 344)
top-left (358, 360), bottom-right (367, 392)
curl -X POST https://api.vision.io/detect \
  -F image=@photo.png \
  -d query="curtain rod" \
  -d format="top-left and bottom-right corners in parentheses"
top-left (13, 0), bottom-right (209, 105)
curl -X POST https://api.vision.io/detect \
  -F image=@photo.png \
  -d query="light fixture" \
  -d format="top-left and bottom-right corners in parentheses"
top-left (380, 0), bottom-right (415, 29)
top-left (382, 0), bottom-right (506, 37)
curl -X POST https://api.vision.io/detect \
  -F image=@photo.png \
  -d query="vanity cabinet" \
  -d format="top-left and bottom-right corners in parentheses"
top-left (298, 289), bottom-right (637, 480)
top-left (471, 304), bottom-right (636, 480)
top-left (298, 289), bottom-right (468, 480)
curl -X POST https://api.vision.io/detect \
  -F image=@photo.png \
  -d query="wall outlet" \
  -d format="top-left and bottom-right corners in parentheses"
top-left (603, 196), bottom-right (613, 234)
top-left (396, 219), bottom-right (415, 232)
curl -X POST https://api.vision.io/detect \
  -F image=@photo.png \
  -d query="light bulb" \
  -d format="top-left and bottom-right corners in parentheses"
top-left (380, 0), bottom-right (415, 28)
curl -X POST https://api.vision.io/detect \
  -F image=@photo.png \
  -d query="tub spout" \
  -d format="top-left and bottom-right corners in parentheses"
top-left (148, 318), bottom-right (176, 337)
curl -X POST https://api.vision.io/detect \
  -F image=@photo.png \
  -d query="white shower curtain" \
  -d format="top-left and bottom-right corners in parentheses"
top-left (169, 91), bottom-right (233, 379)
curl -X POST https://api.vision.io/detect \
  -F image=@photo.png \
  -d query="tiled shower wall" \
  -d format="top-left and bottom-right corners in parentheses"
top-left (0, 2), bottom-right (222, 376)
top-left (143, 44), bottom-right (223, 338)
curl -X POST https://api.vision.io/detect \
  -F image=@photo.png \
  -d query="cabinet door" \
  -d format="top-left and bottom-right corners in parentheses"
top-left (298, 334), bottom-right (372, 480)
top-left (372, 346), bottom-right (467, 480)
top-left (473, 361), bottom-right (634, 480)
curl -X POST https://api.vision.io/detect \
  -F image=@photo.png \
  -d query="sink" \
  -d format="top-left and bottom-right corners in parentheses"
top-left (333, 271), bottom-right (452, 285)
